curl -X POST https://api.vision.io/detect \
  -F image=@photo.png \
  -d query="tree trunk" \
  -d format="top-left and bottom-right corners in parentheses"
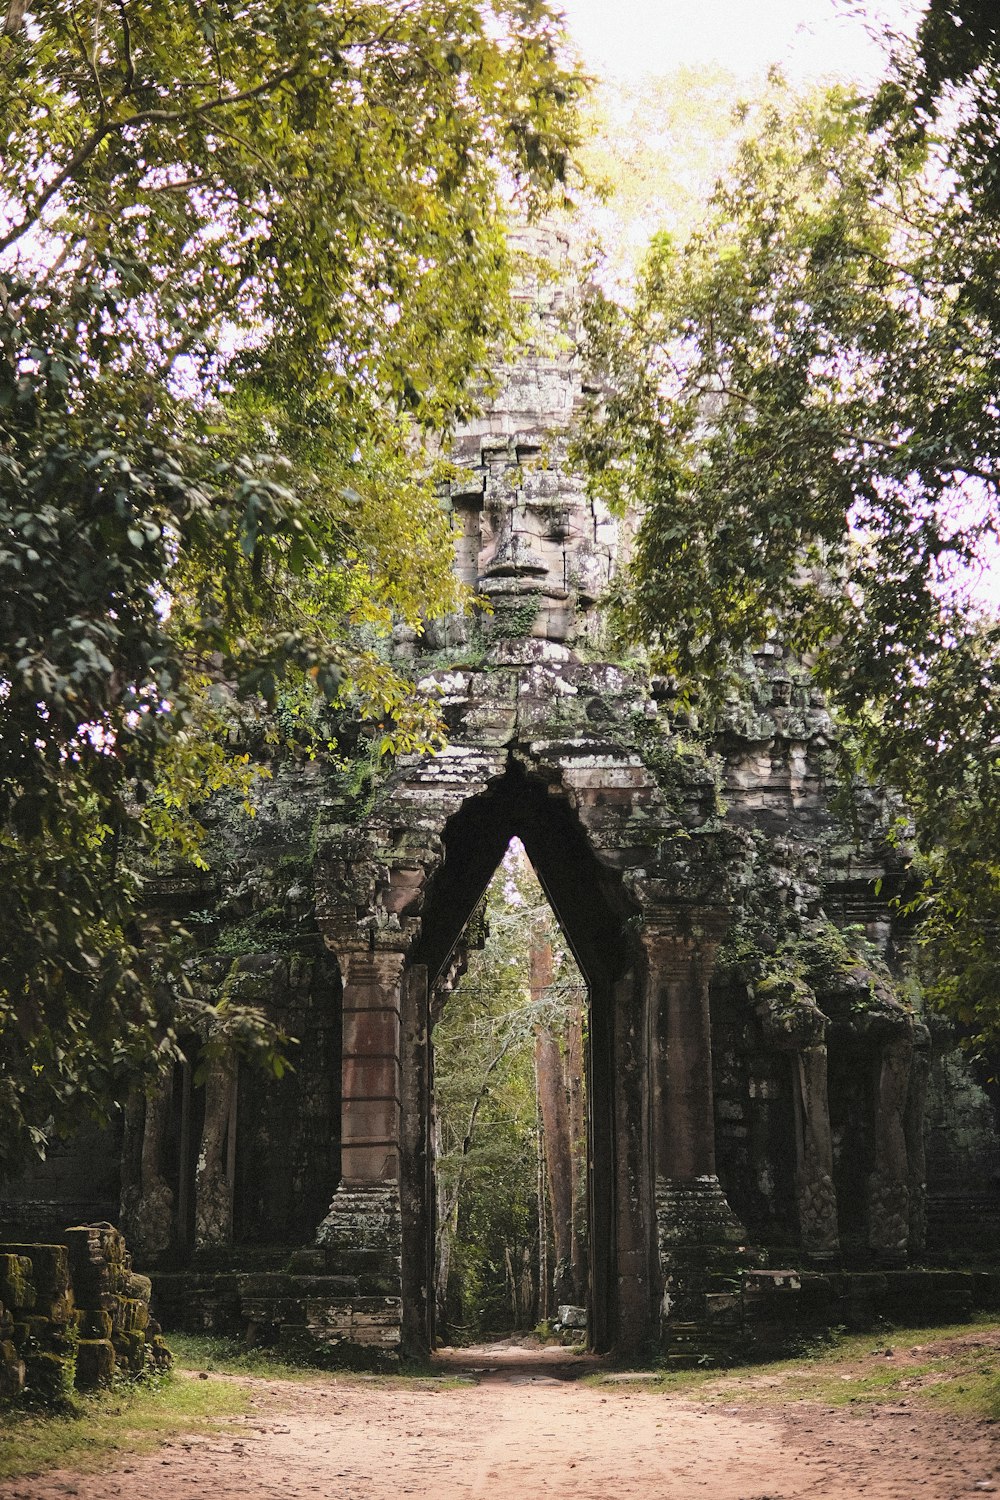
top-left (536, 1090), bottom-right (549, 1323)
top-left (3, 0), bottom-right (28, 37)
top-left (433, 1107), bottom-right (454, 1334)
top-left (533, 936), bottom-right (576, 1308)
top-left (565, 997), bottom-right (588, 1305)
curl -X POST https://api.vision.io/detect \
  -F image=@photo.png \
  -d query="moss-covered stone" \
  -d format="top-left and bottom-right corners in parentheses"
top-left (75, 1338), bottom-right (115, 1388)
top-left (23, 1349), bottom-right (76, 1406)
top-left (0, 1226), bottom-right (163, 1409)
top-left (0, 1245), bottom-right (69, 1299)
top-left (0, 1339), bottom-right (25, 1399)
top-left (148, 1332), bottom-right (173, 1368)
top-left (0, 1254), bottom-right (35, 1312)
top-left (80, 1308), bottom-right (113, 1339)
top-left (124, 1271), bottom-right (153, 1302)
top-left (112, 1329), bottom-right (147, 1372)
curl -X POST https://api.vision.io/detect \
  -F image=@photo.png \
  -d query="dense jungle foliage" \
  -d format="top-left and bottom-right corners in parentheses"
top-left (582, 0), bottom-right (1000, 1048)
top-left (0, 0), bottom-right (582, 1168)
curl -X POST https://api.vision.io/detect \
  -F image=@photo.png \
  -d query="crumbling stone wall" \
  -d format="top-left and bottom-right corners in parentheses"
top-left (0, 1224), bottom-right (170, 1406)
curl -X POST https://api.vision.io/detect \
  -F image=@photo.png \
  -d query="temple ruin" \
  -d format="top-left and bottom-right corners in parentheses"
top-left (2, 237), bottom-right (999, 1366)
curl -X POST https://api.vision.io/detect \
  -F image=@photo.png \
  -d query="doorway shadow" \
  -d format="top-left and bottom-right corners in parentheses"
top-left (432, 1341), bottom-right (606, 1384)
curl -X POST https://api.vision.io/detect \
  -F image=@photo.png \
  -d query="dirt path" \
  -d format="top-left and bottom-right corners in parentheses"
top-left (3, 1343), bottom-right (999, 1500)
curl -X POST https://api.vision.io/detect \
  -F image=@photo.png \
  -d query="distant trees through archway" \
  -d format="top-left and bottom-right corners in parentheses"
top-left (432, 840), bottom-right (588, 1341)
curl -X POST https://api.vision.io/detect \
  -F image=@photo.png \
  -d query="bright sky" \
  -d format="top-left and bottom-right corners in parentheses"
top-left (559, 0), bottom-right (921, 85)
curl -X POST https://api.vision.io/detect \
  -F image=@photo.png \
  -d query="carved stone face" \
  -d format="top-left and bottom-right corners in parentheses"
top-left (421, 229), bottom-right (622, 652)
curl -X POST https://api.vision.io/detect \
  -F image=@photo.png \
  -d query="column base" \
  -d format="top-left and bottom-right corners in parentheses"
top-left (796, 1169), bottom-right (840, 1264)
top-left (656, 1175), bottom-right (748, 1271)
top-left (867, 1174), bottom-right (910, 1267)
top-left (301, 1184), bottom-right (403, 1367)
top-left (316, 1183), bottom-right (402, 1265)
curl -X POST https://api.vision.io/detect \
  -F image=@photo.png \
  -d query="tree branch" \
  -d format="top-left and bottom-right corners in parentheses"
top-left (2, 0), bottom-right (27, 37)
top-left (0, 65), bottom-right (301, 258)
top-left (112, 0), bottom-right (135, 103)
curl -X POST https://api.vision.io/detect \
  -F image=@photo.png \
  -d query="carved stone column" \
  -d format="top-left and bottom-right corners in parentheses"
top-left (645, 923), bottom-right (745, 1275)
top-left (904, 1023), bottom-right (931, 1259)
top-left (792, 1045), bottom-right (840, 1263)
top-left (194, 1055), bottom-right (237, 1250)
top-left (315, 944), bottom-right (405, 1359)
top-left (400, 963), bottom-right (432, 1355)
top-left (867, 1030), bottom-right (913, 1265)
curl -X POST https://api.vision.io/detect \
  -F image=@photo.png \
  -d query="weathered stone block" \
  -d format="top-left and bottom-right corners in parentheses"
top-left (24, 1349), bottom-right (76, 1405)
top-left (80, 1308), bottom-right (113, 1339)
top-left (75, 1338), bottom-right (115, 1388)
top-left (286, 1248), bottom-right (326, 1275)
top-left (0, 1340), bottom-right (25, 1400)
top-left (0, 1254), bottom-right (35, 1312)
top-left (0, 1245), bottom-right (70, 1299)
top-left (148, 1333), bottom-right (173, 1368)
top-left (116, 1297), bottom-right (150, 1334)
top-left (19, 1314), bottom-right (64, 1345)
top-left (64, 1225), bottom-right (128, 1304)
top-left (112, 1329), bottom-right (147, 1372)
top-left (705, 1292), bottom-right (742, 1323)
top-left (744, 1270), bottom-right (802, 1293)
top-left (39, 1295), bottom-right (73, 1323)
top-left (124, 1271), bottom-right (153, 1302)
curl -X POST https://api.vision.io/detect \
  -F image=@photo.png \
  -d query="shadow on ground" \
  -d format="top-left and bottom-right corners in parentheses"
top-left (432, 1339), bottom-right (603, 1384)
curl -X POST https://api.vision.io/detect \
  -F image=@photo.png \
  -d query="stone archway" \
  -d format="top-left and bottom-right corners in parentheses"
top-left (404, 760), bottom-right (646, 1356)
top-left (313, 649), bottom-right (748, 1364)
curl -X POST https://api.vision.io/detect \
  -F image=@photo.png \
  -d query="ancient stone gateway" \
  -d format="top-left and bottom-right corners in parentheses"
top-left (2, 234), bottom-right (998, 1365)
top-left (285, 238), bottom-right (949, 1361)
top-left (313, 654), bottom-right (750, 1358)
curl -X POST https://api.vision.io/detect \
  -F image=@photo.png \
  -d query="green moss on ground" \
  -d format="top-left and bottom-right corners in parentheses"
top-left (590, 1318), bottom-right (1000, 1421)
top-left (0, 1368), bottom-right (251, 1482)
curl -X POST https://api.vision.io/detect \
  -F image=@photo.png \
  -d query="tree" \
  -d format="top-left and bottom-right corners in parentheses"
top-left (580, 25), bottom-right (1000, 1044)
top-left (433, 847), bottom-right (586, 1336)
top-left (0, 0), bottom-right (582, 1167)
top-left (574, 67), bottom-right (746, 289)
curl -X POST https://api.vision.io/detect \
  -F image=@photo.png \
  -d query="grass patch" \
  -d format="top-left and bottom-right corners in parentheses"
top-left (0, 1370), bottom-right (251, 1483)
top-left (169, 1332), bottom-right (329, 1383)
top-left (170, 1333), bottom-right (469, 1390)
top-left (588, 1318), bottom-right (1000, 1422)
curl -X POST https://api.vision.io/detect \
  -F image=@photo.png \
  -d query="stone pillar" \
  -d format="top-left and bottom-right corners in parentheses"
top-left (400, 963), bottom-right (432, 1355)
top-left (792, 1045), bottom-right (840, 1263)
top-left (314, 945), bottom-right (405, 1364)
top-left (611, 969), bottom-right (654, 1356)
top-left (867, 1030), bottom-right (913, 1265)
top-left (336, 947), bottom-right (405, 1189)
top-left (119, 1073), bottom-right (175, 1262)
top-left (904, 1023), bottom-right (931, 1259)
top-left (194, 1055), bottom-right (237, 1250)
top-left (645, 924), bottom-right (745, 1275)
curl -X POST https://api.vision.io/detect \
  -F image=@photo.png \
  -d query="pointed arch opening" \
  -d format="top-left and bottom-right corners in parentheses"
top-left (400, 759), bottom-right (649, 1355)
top-left (431, 842), bottom-right (589, 1341)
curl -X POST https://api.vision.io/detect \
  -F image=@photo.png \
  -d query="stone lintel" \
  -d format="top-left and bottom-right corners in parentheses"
top-left (640, 907), bottom-right (731, 956)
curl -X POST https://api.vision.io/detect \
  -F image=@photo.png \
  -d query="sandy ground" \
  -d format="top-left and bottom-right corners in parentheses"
top-left (3, 1340), bottom-right (999, 1500)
